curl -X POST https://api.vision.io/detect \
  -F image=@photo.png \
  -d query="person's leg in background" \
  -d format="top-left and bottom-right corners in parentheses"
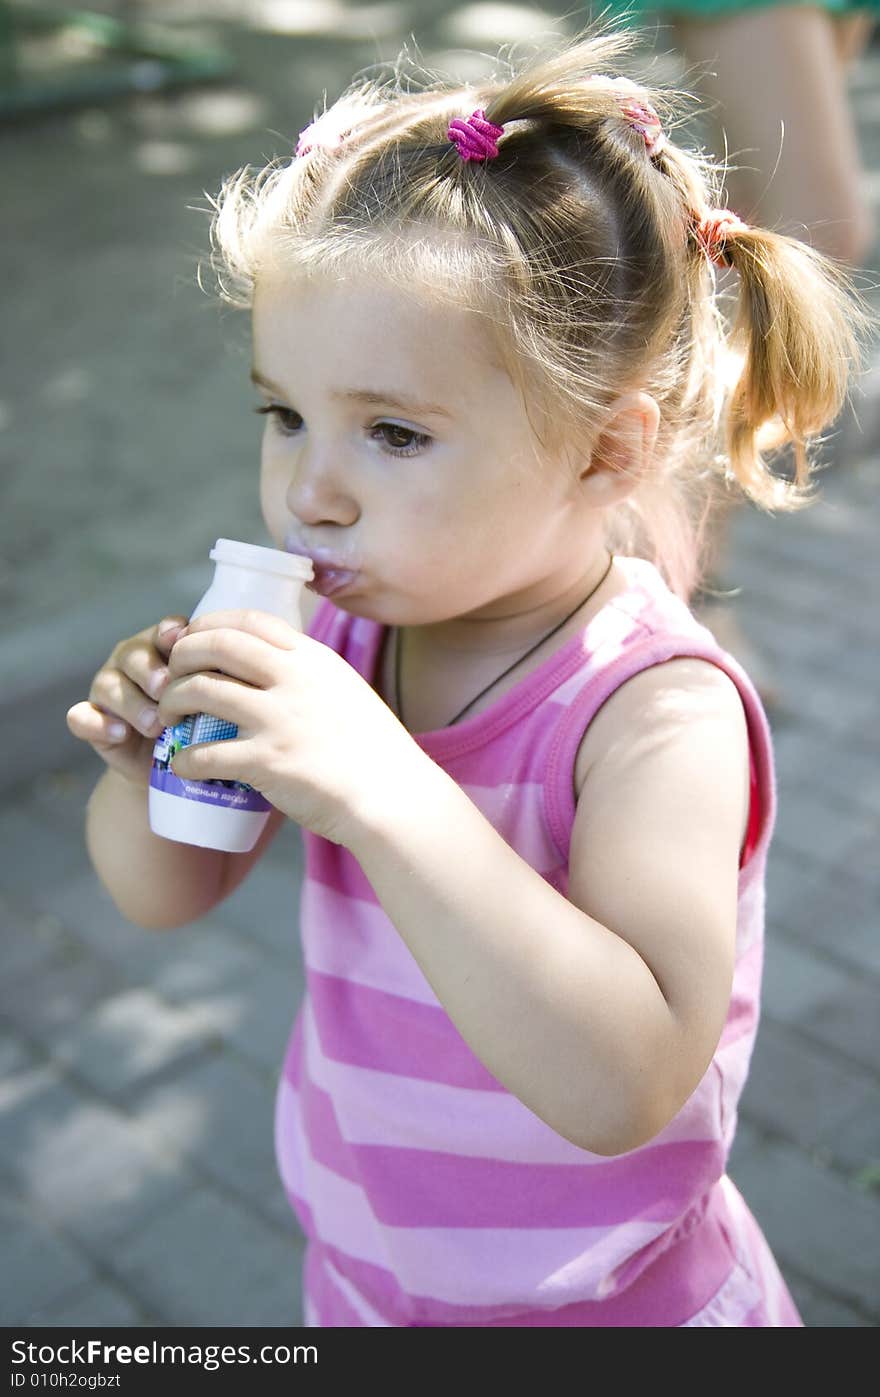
top-left (671, 4), bottom-right (874, 263)
top-left (831, 9), bottom-right (876, 72)
top-left (669, 4), bottom-right (876, 702)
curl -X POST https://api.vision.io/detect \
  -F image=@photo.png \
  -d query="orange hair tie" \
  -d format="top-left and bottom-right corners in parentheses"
top-left (695, 209), bottom-right (750, 268)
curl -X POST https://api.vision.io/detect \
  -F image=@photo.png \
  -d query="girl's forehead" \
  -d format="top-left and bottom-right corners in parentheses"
top-left (252, 270), bottom-right (511, 387)
top-left (254, 266), bottom-right (472, 328)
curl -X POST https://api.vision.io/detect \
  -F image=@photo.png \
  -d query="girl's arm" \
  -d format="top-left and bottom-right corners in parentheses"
top-left (345, 658), bottom-right (749, 1157)
top-left (86, 767), bottom-right (285, 930)
top-left (84, 588), bottom-right (321, 932)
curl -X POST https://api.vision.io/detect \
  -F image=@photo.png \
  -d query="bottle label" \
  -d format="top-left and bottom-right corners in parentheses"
top-left (150, 714), bottom-right (270, 813)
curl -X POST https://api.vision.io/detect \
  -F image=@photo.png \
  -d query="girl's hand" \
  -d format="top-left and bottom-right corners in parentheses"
top-left (154, 609), bottom-right (421, 846)
top-left (66, 616), bottom-right (190, 789)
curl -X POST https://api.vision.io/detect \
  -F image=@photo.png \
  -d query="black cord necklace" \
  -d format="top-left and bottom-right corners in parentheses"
top-left (393, 551), bottom-right (614, 729)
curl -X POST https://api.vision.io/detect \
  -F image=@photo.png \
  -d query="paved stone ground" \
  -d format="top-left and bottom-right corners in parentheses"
top-left (1, 4), bottom-right (878, 1328)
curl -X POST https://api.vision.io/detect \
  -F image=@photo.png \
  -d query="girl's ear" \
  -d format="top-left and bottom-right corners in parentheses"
top-left (579, 391), bottom-right (660, 505)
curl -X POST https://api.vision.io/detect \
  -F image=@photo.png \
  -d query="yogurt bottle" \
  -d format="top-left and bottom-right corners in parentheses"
top-left (148, 538), bottom-right (314, 853)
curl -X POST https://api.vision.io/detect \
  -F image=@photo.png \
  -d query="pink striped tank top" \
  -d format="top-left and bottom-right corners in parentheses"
top-left (275, 555), bottom-right (803, 1326)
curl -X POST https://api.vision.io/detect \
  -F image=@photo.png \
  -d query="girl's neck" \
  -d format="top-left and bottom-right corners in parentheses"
top-left (402, 551), bottom-right (618, 661)
top-left (378, 552), bottom-right (623, 733)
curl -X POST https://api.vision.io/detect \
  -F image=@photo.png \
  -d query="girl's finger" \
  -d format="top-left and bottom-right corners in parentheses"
top-left (158, 672), bottom-right (258, 732)
top-left (172, 732), bottom-right (252, 783)
top-left (183, 609), bottom-right (297, 651)
top-left (168, 627), bottom-right (281, 689)
top-left (67, 701), bottom-right (131, 745)
top-left (89, 669), bottom-right (166, 738)
top-left (125, 618), bottom-right (190, 699)
top-left (155, 616), bottom-right (189, 655)
top-left (117, 637), bottom-right (173, 703)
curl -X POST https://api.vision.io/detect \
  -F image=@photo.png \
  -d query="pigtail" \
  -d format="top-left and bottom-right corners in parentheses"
top-left (700, 221), bottom-right (872, 508)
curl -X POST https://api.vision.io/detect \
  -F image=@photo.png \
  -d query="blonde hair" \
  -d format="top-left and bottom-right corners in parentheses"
top-left (204, 22), bottom-right (872, 599)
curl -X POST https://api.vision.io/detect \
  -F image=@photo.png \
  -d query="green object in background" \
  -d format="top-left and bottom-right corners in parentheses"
top-left (603, 0), bottom-right (880, 20)
top-left (0, 1), bottom-right (235, 118)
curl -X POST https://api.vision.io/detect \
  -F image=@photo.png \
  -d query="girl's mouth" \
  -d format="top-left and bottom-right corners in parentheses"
top-left (306, 564), bottom-right (360, 598)
top-left (284, 536), bottom-right (361, 598)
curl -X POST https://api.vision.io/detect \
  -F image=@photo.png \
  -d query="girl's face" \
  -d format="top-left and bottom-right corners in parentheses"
top-left (253, 269), bottom-right (601, 632)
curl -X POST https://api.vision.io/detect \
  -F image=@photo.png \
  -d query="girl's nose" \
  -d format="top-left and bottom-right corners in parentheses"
top-left (285, 448), bottom-right (359, 528)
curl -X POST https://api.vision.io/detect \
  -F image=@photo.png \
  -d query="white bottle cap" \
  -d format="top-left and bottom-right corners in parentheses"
top-left (209, 538), bottom-right (314, 582)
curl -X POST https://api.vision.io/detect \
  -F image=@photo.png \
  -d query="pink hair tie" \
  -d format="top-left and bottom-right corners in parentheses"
top-left (620, 99), bottom-right (666, 157)
top-left (696, 208), bottom-right (750, 268)
top-left (587, 75), bottom-right (666, 158)
top-left (295, 112), bottom-right (357, 158)
top-left (447, 109), bottom-right (505, 163)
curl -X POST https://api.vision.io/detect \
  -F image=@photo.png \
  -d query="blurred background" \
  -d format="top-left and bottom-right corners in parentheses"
top-left (1, 0), bottom-right (878, 1327)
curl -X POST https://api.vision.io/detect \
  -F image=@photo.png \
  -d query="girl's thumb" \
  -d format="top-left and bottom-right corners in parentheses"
top-left (158, 616), bottom-right (188, 638)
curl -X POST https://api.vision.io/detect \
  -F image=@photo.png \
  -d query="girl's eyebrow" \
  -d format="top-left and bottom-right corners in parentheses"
top-left (249, 368), bottom-right (453, 421)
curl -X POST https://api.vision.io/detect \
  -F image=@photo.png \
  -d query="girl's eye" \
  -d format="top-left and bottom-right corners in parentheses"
top-left (255, 404), bottom-right (302, 435)
top-left (368, 423), bottom-right (432, 458)
top-left (254, 405), bottom-right (431, 458)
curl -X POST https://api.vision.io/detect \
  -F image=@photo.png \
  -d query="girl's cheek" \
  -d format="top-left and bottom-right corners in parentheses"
top-left (259, 455), bottom-right (285, 514)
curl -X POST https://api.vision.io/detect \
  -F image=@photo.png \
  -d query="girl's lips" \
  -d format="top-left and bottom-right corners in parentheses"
top-left (284, 538), bottom-right (361, 597)
top-left (306, 564), bottom-right (360, 598)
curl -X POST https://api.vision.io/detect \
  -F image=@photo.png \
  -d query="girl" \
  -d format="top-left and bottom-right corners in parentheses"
top-left (69, 24), bottom-right (869, 1325)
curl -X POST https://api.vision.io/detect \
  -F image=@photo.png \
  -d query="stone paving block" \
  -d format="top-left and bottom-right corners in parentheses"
top-left (0, 808), bottom-right (87, 899)
top-left (0, 1063), bottom-right (191, 1247)
top-left (108, 1188), bottom-right (305, 1326)
top-left (761, 931), bottom-right (854, 1022)
top-left (0, 1034), bottom-right (37, 1078)
top-left (129, 1055), bottom-right (280, 1205)
top-left (144, 924), bottom-right (272, 1004)
top-left (814, 629), bottom-right (880, 693)
top-left (785, 1273), bottom-right (874, 1328)
top-left (788, 477), bottom-right (877, 541)
top-left (730, 551), bottom-right (860, 630)
top-left (771, 727), bottom-right (880, 821)
top-left (777, 669), bottom-right (877, 747)
top-left (19, 761), bottom-right (103, 836)
top-left (739, 1018), bottom-right (878, 1159)
top-left (743, 516), bottom-right (873, 586)
top-left (2, 1191), bottom-right (96, 1318)
top-left (801, 976), bottom-right (880, 1078)
top-left (813, 1079), bottom-right (880, 1178)
top-left (728, 1120), bottom-right (880, 1315)
top-left (27, 1278), bottom-right (151, 1328)
top-left (762, 935), bottom-right (879, 1073)
top-left (763, 847), bottom-right (825, 932)
top-left (0, 945), bottom-right (124, 1047)
top-left (847, 721), bottom-right (880, 772)
top-left (252, 1160), bottom-right (302, 1235)
top-left (35, 868), bottom-right (270, 997)
top-left (214, 855), bottom-right (306, 965)
top-left (0, 891), bottom-right (72, 979)
top-left (838, 825), bottom-right (880, 895)
top-left (210, 964), bottom-right (304, 1077)
top-left (771, 865), bottom-right (880, 979)
top-left (771, 783), bottom-right (875, 869)
top-left (28, 869), bottom-right (169, 964)
top-left (51, 987), bottom-right (228, 1096)
top-left (733, 606), bottom-right (831, 671)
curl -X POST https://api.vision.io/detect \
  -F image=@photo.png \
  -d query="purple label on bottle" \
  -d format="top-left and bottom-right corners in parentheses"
top-left (150, 764), bottom-right (270, 812)
top-left (150, 715), bottom-right (270, 814)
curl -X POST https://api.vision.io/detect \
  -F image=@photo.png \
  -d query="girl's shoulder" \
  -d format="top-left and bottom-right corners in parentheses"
top-left (573, 653), bottom-right (749, 796)
top-left (570, 556), bottom-right (754, 807)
